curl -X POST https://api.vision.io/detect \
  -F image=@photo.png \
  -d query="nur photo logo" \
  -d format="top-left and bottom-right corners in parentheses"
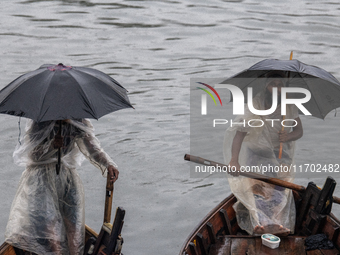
top-left (196, 82), bottom-right (223, 115)
top-left (197, 79), bottom-right (313, 128)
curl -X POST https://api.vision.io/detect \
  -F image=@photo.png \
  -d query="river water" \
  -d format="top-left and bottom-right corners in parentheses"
top-left (1, 1), bottom-right (340, 254)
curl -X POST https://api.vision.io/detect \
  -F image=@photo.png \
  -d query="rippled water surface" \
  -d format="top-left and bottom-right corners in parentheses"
top-left (1, 1), bottom-right (340, 254)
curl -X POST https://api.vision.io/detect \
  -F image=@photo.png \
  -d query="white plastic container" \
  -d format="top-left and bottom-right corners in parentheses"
top-left (261, 234), bottom-right (281, 249)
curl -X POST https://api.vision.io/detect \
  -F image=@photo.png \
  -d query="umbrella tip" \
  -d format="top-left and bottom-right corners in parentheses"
top-left (48, 63), bottom-right (72, 71)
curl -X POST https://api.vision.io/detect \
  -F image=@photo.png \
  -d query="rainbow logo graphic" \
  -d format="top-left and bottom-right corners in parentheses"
top-left (197, 82), bottom-right (222, 115)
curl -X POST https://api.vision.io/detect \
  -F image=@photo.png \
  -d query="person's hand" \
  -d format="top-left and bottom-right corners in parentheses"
top-left (107, 165), bottom-right (119, 183)
top-left (228, 159), bottom-right (241, 177)
top-left (279, 130), bottom-right (289, 143)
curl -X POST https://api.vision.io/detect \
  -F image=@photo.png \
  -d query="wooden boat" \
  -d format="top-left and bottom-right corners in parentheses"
top-left (181, 155), bottom-right (340, 255)
top-left (0, 177), bottom-right (125, 255)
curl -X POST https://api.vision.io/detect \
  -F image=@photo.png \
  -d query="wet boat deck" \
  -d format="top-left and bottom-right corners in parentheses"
top-left (209, 235), bottom-right (340, 255)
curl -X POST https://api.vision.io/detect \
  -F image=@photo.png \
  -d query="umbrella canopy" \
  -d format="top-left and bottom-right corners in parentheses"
top-left (0, 63), bottom-right (133, 122)
top-left (220, 59), bottom-right (340, 119)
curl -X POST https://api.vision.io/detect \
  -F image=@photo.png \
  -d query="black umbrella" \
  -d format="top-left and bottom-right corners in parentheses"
top-left (0, 63), bottom-right (133, 122)
top-left (0, 63), bottom-right (134, 173)
top-left (221, 58), bottom-right (340, 119)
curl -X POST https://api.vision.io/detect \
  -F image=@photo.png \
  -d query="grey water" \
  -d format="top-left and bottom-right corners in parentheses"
top-left (1, 1), bottom-right (340, 254)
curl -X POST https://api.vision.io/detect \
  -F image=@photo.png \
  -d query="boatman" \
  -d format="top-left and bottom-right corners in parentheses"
top-left (224, 71), bottom-right (303, 235)
top-left (5, 119), bottom-right (119, 254)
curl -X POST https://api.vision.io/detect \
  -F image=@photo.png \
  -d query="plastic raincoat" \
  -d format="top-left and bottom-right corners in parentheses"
top-left (5, 119), bottom-right (116, 255)
top-left (223, 90), bottom-right (298, 235)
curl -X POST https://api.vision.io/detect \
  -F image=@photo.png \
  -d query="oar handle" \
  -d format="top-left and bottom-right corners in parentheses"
top-left (333, 196), bottom-right (340, 205)
top-left (184, 154), bottom-right (305, 192)
top-left (104, 174), bottom-right (114, 223)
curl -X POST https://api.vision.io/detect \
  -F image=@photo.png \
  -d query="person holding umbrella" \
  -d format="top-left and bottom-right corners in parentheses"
top-left (224, 71), bottom-right (303, 235)
top-left (0, 64), bottom-right (133, 254)
top-left (5, 119), bottom-right (118, 254)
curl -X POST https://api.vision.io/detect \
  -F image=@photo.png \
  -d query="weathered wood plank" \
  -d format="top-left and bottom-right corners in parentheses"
top-left (0, 243), bottom-right (15, 255)
top-left (219, 209), bottom-right (232, 235)
top-left (196, 233), bottom-right (208, 255)
top-left (230, 237), bottom-right (255, 255)
top-left (255, 236), bottom-right (262, 253)
top-left (188, 241), bottom-right (198, 255)
top-left (319, 248), bottom-right (340, 255)
top-left (321, 215), bottom-right (340, 244)
top-left (208, 237), bottom-right (231, 255)
top-left (307, 250), bottom-right (323, 255)
top-left (320, 249), bottom-right (340, 255)
top-left (283, 237), bottom-right (306, 255)
top-left (206, 222), bottom-right (216, 245)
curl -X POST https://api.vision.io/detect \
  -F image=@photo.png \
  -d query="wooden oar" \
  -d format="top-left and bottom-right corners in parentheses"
top-left (334, 196), bottom-right (340, 204)
top-left (184, 154), bottom-right (340, 204)
top-left (104, 174), bottom-right (114, 223)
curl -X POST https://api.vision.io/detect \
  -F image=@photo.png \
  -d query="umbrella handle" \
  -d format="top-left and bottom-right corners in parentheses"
top-left (56, 120), bottom-right (62, 175)
top-left (278, 116), bottom-right (285, 159)
top-left (279, 52), bottom-right (293, 159)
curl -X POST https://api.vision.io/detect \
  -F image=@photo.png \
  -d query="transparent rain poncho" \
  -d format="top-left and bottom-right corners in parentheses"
top-left (223, 90), bottom-right (298, 236)
top-left (5, 119), bottom-right (117, 255)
